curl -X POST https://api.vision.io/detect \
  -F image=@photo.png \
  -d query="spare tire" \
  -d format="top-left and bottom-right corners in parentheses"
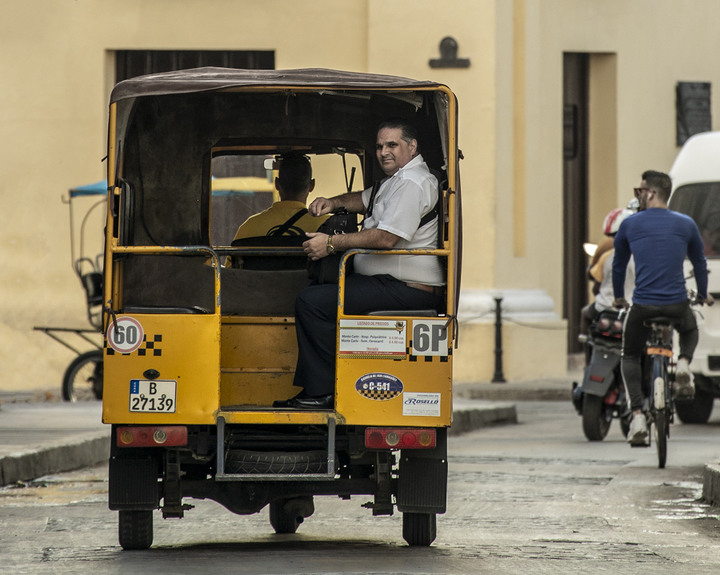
top-left (225, 450), bottom-right (329, 474)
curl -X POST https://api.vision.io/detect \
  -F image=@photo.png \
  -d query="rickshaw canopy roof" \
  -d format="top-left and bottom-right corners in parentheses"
top-left (110, 67), bottom-right (450, 102)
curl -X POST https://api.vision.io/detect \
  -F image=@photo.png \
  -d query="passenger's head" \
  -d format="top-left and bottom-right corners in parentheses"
top-left (276, 154), bottom-right (315, 201)
top-left (603, 207), bottom-right (634, 236)
top-left (637, 170), bottom-right (672, 208)
top-left (375, 118), bottom-right (419, 176)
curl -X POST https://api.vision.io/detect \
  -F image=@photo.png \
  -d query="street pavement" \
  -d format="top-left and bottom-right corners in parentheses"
top-left (0, 374), bottom-right (573, 488)
top-left (2, 371), bottom-right (720, 512)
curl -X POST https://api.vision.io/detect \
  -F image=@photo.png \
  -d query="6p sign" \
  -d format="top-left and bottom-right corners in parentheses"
top-left (411, 319), bottom-right (448, 357)
top-left (107, 316), bottom-right (145, 354)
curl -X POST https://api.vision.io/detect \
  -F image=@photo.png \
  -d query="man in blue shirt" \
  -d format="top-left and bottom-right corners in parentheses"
top-left (612, 170), bottom-right (714, 446)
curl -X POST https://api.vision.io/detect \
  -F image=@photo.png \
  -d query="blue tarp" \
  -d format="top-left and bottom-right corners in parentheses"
top-left (69, 180), bottom-right (108, 198)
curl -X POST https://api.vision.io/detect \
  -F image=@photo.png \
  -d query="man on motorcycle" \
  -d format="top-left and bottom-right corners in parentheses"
top-left (580, 205), bottom-right (636, 339)
top-left (612, 170), bottom-right (714, 446)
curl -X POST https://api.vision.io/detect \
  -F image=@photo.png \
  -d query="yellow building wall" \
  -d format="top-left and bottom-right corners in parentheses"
top-left (3, 0), bottom-right (720, 391)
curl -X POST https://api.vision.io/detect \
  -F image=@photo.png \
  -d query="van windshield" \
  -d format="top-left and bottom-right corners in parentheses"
top-left (669, 183), bottom-right (720, 257)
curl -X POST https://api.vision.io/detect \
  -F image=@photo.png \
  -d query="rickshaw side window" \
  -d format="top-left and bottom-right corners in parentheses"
top-left (669, 183), bottom-right (720, 257)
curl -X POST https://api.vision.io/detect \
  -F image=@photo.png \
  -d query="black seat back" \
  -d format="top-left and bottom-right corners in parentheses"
top-left (230, 235), bottom-right (307, 270)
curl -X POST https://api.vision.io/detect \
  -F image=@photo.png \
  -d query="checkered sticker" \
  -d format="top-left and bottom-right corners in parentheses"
top-left (355, 373), bottom-right (403, 401)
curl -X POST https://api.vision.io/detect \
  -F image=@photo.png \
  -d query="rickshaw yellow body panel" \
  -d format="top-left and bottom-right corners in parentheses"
top-left (220, 316), bottom-right (298, 407)
top-left (334, 316), bottom-right (453, 427)
top-left (102, 314), bottom-right (220, 425)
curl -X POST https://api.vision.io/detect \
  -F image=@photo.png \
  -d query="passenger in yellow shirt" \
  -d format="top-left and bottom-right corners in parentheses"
top-left (232, 154), bottom-right (328, 241)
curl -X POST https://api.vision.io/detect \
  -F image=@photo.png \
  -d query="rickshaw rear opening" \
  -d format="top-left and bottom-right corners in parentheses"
top-left (102, 68), bottom-right (461, 550)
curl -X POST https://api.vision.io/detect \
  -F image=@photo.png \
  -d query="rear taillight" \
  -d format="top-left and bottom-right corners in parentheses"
top-left (116, 426), bottom-right (188, 447)
top-left (365, 427), bottom-right (436, 450)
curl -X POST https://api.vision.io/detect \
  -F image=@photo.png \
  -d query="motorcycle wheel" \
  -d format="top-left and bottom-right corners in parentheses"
top-left (582, 394), bottom-right (612, 441)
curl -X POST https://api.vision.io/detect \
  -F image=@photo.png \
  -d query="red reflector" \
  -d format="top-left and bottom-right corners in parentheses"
top-left (590, 375), bottom-right (604, 382)
top-left (364, 427), bottom-right (436, 450)
top-left (116, 426), bottom-right (187, 447)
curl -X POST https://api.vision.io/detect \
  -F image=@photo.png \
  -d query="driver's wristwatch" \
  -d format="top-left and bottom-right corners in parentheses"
top-left (326, 235), bottom-right (336, 255)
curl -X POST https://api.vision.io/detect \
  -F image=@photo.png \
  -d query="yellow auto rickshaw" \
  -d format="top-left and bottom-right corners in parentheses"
top-left (102, 67), bottom-right (462, 549)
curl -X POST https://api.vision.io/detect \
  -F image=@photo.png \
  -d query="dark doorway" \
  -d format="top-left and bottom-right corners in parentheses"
top-left (116, 50), bottom-right (275, 82)
top-left (562, 53), bottom-right (589, 353)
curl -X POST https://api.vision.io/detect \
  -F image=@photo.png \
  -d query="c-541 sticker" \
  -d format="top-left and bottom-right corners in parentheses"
top-left (355, 373), bottom-right (403, 400)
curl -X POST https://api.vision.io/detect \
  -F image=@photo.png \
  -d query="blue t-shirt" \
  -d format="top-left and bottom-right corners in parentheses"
top-left (612, 208), bottom-right (708, 305)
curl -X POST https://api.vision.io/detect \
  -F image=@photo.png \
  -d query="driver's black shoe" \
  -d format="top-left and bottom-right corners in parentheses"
top-left (288, 394), bottom-right (334, 410)
top-left (273, 391), bottom-right (306, 408)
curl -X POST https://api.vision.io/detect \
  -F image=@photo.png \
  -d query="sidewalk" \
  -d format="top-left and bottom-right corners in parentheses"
top-left (0, 390), bottom-right (518, 487)
top-left (0, 400), bottom-right (108, 486)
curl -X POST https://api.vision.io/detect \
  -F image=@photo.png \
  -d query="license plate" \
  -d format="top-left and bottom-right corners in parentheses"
top-left (129, 380), bottom-right (177, 413)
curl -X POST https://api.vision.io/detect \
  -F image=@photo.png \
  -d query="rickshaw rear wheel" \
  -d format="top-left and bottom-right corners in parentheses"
top-left (62, 349), bottom-right (103, 401)
top-left (269, 496), bottom-right (314, 534)
top-left (118, 509), bottom-right (153, 550)
top-left (402, 512), bottom-right (437, 546)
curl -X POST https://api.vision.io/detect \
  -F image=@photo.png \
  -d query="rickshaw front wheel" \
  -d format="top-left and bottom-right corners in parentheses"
top-left (402, 512), bottom-right (437, 546)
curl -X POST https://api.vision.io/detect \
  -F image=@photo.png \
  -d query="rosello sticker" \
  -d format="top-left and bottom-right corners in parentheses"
top-left (355, 373), bottom-right (403, 401)
top-left (107, 316), bottom-right (145, 354)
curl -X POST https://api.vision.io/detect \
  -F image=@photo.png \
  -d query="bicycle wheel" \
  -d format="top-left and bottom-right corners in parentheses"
top-left (651, 355), bottom-right (668, 468)
top-left (62, 350), bottom-right (103, 402)
top-left (655, 409), bottom-right (668, 468)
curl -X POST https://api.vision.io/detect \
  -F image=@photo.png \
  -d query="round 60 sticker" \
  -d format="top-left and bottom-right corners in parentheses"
top-left (107, 317), bottom-right (145, 354)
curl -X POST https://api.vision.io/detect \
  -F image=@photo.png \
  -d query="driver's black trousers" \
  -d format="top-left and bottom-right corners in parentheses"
top-left (620, 301), bottom-right (698, 411)
top-left (293, 274), bottom-right (443, 398)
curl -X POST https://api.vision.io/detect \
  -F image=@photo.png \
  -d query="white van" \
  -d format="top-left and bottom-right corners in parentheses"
top-left (668, 131), bottom-right (720, 423)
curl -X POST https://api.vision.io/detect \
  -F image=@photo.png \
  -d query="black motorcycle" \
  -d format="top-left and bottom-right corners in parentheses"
top-left (572, 309), bottom-right (632, 441)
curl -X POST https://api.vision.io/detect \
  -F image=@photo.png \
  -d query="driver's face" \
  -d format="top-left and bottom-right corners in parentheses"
top-left (376, 127), bottom-right (417, 176)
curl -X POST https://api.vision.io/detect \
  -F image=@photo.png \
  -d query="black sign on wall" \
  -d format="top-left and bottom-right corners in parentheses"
top-left (676, 82), bottom-right (711, 146)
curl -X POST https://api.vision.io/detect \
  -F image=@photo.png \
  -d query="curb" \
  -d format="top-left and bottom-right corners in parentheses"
top-left (449, 400), bottom-right (517, 435)
top-left (703, 462), bottom-right (720, 507)
top-left (455, 382), bottom-right (572, 402)
top-left (0, 431), bottom-right (110, 486)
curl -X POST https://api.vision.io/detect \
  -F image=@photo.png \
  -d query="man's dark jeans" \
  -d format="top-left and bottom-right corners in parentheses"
top-left (620, 301), bottom-right (698, 411)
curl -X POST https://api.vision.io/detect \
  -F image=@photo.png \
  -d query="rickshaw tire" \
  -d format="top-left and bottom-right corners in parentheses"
top-left (402, 512), bottom-right (437, 546)
top-left (118, 509), bottom-right (153, 550)
top-left (62, 350), bottom-right (104, 402)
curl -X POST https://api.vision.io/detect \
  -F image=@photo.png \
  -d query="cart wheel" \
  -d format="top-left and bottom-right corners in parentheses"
top-left (62, 350), bottom-right (103, 402)
top-left (402, 512), bottom-right (437, 546)
top-left (118, 510), bottom-right (153, 550)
